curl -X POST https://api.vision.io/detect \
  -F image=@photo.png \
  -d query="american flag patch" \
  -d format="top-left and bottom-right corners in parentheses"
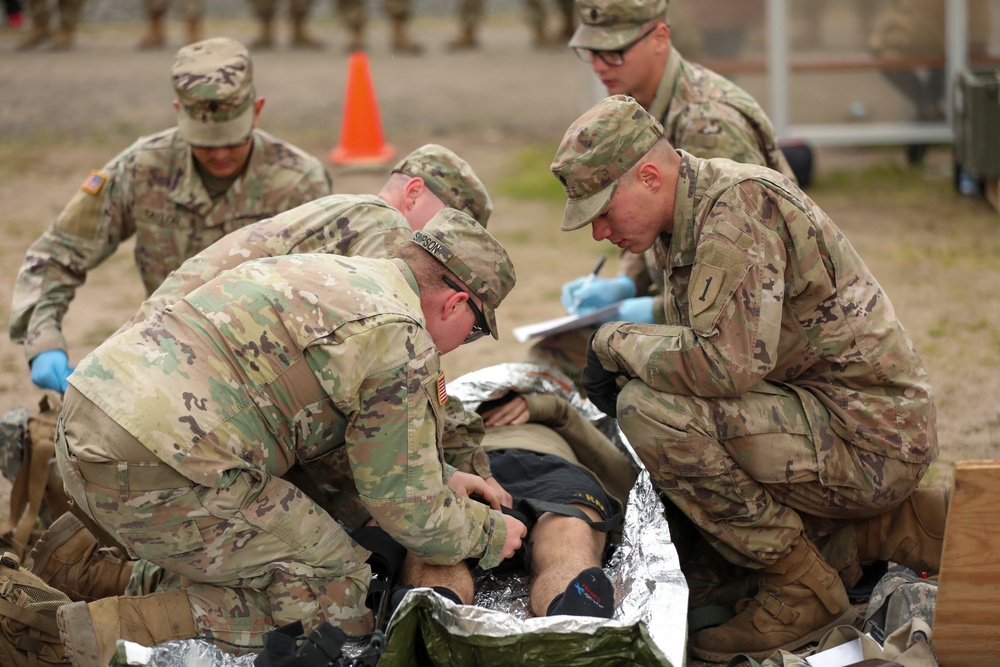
top-left (437, 373), bottom-right (447, 404)
top-left (80, 171), bottom-right (107, 196)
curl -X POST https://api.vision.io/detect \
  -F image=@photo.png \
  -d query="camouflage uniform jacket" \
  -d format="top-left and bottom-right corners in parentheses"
top-left (592, 152), bottom-right (937, 465)
top-left (69, 253), bottom-right (508, 568)
top-left (622, 46), bottom-right (796, 321)
top-left (122, 194), bottom-right (492, 481)
top-left (9, 127), bottom-right (332, 363)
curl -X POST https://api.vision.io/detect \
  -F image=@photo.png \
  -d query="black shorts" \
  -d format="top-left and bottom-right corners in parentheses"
top-left (487, 449), bottom-right (612, 522)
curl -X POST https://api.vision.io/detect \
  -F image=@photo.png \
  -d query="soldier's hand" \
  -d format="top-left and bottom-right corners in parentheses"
top-left (582, 333), bottom-right (622, 417)
top-left (30, 349), bottom-right (74, 393)
top-left (561, 275), bottom-right (636, 315)
top-left (617, 296), bottom-right (656, 324)
top-left (448, 470), bottom-right (503, 510)
top-left (500, 514), bottom-right (527, 561)
top-left (484, 476), bottom-right (513, 508)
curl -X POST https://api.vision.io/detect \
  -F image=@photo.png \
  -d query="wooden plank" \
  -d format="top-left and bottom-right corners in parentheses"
top-left (985, 178), bottom-right (1000, 215)
top-left (932, 461), bottom-right (1000, 665)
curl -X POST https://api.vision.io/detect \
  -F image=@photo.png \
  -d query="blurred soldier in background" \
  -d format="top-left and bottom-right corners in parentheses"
top-left (138, 0), bottom-right (203, 49)
top-left (16, 0), bottom-right (84, 50)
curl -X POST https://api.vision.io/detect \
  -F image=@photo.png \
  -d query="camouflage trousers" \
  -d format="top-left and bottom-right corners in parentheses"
top-left (335, 0), bottom-right (411, 29)
top-left (250, 0), bottom-right (317, 18)
top-left (143, 0), bottom-right (204, 19)
top-left (24, 0), bottom-right (84, 29)
top-left (54, 389), bottom-right (373, 651)
top-left (617, 379), bottom-right (927, 575)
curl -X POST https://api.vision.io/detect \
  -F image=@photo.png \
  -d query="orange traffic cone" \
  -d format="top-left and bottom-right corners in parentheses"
top-left (329, 52), bottom-right (396, 165)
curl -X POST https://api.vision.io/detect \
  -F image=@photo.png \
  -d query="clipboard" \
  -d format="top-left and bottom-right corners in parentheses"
top-left (511, 303), bottom-right (623, 343)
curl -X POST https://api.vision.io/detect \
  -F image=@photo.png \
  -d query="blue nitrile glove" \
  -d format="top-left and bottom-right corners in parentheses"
top-left (29, 349), bottom-right (74, 393)
top-left (561, 275), bottom-right (637, 316)
top-left (617, 296), bottom-right (656, 324)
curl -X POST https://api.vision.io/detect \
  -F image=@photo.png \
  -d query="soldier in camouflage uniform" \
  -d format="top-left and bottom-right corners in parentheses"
top-left (550, 96), bottom-right (947, 662)
top-left (52, 208), bottom-right (526, 664)
top-left (335, 0), bottom-right (422, 54)
top-left (16, 0), bottom-right (84, 50)
top-left (526, 0), bottom-right (795, 387)
top-left (447, 0), bottom-right (575, 50)
top-left (138, 0), bottom-right (204, 50)
top-left (249, 0), bottom-right (323, 50)
top-left (8, 37), bottom-right (331, 395)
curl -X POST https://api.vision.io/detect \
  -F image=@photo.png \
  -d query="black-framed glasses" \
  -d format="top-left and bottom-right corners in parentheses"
top-left (442, 275), bottom-right (488, 344)
top-left (573, 24), bottom-right (659, 67)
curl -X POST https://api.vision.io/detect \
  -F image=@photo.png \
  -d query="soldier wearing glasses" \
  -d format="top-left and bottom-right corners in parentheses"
top-left (526, 0), bottom-right (796, 384)
top-left (9, 37), bottom-right (331, 395)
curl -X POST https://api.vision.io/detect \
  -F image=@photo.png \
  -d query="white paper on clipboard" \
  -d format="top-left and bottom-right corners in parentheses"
top-left (511, 303), bottom-right (623, 343)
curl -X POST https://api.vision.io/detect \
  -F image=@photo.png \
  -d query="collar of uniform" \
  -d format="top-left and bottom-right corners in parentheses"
top-left (669, 150), bottom-right (701, 268)
top-left (391, 257), bottom-right (421, 297)
top-left (171, 129), bottom-right (262, 212)
top-left (646, 46), bottom-right (683, 129)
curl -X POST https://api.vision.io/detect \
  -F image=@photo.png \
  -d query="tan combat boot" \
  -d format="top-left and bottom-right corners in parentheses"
top-left (291, 14), bottom-right (323, 49)
top-left (17, 25), bottom-right (51, 50)
top-left (391, 17), bottom-right (423, 55)
top-left (50, 26), bottom-right (75, 50)
top-left (57, 590), bottom-right (198, 667)
top-left (855, 487), bottom-right (948, 576)
top-left (691, 537), bottom-right (856, 663)
top-left (28, 512), bottom-right (133, 603)
top-left (252, 15), bottom-right (275, 49)
top-left (447, 25), bottom-right (478, 51)
top-left (137, 10), bottom-right (166, 49)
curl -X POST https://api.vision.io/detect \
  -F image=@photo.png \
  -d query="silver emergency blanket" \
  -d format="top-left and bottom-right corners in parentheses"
top-left (113, 363), bottom-right (689, 667)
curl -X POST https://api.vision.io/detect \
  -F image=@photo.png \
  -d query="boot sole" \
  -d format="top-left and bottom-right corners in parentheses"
top-left (689, 607), bottom-right (859, 663)
top-left (27, 511), bottom-right (85, 576)
top-left (57, 600), bottom-right (102, 667)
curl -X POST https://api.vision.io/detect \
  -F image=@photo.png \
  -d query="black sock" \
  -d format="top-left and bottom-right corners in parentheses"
top-left (430, 586), bottom-right (463, 605)
top-left (389, 584), bottom-right (462, 616)
top-left (546, 567), bottom-right (615, 619)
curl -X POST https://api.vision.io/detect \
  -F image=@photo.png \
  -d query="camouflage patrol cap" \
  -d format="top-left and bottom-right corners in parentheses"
top-left (411, 208), bottom-right (516, 339)
top-left (551, 95), bottom-right (663, 231)
top-left (171, 37), bottom-right (256, 148)
top-left (569, 0), bottom-right (668, 51)
top-left (392, 144), bottom-right (494, 227)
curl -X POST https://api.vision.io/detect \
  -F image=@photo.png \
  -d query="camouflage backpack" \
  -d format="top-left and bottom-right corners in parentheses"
top-left (0, 551), bottom-right (70, 666)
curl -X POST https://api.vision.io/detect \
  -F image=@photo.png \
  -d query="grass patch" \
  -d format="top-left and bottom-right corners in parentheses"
top-left (497, 145), bottom-right (566, 202)
top-left (811, 155), bottom-right (953, 203)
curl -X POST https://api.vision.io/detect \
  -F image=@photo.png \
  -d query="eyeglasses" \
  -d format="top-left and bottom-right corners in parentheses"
top-left (573, 24), bottom-right (659, 67)
top-left (442, 275), bottom-right (488, 344)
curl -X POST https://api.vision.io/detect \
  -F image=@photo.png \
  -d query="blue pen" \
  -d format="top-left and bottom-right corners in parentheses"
top-left (569, 256), bottom-right (607, 314)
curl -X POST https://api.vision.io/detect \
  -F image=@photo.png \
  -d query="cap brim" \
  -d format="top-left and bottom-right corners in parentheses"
top-left (569, 23), bottom-right (643, 51)
top-left (177, 109), bottom-right (254, 147)
top-left (484, 305), bottom-right (499, 340)
top-left (561, 182), bottom-right (616, 232)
